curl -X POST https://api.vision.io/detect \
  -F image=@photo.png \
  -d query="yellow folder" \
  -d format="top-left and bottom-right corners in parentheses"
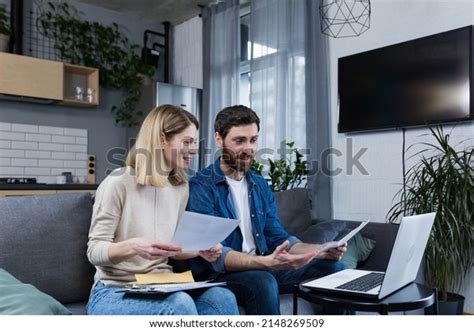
top-left (134, 271), bottom-right (195, 285)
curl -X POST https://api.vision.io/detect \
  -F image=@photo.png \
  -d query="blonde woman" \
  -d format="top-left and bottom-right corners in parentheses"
top-left (86, 105), bottom-right (238, 315)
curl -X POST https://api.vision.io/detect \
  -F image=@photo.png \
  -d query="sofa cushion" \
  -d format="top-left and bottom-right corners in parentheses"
top-left (0, 268), bottom-right (71, 315)
top-left (297, 220), bottom-right (347, 244)
top-left (0, 193), bottom-right (96, 304)
top-left (334, 229), bottom-right (376, 269)
top-left (274, 188), bottom-right (312, 235)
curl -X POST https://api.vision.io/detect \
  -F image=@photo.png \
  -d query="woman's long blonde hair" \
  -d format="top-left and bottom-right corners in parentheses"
top-left (126, 104), bottom-right (199, 187)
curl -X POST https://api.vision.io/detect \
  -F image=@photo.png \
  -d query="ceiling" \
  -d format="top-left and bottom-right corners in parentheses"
top-left (75, 0), bottom-right (249, 25)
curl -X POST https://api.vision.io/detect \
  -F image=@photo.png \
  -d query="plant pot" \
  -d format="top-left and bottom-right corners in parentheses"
top-left (438, 292), bottom-right (465, 315)
top-left (0, 33), bottom-right (9, 52)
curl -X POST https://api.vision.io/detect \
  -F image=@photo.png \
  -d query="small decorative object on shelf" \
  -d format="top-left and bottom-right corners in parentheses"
top-left (74, 86), bottom-right (84, 101)
top-left (319, 0), bottom-right (371, 38)
top-left (86, 88), bottom-right (95, 103)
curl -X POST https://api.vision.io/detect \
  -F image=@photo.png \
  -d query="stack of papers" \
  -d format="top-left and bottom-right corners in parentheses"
top-left (116, 281), bottom-right (227, 294)
top-left (133, 271), bottom-right (195, 285)
top-left (115, 270), bottom-right (226, 294)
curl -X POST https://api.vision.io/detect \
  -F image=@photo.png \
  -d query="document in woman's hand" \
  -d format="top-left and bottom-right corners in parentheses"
top-left (171, 211), bottom-right (240, 252)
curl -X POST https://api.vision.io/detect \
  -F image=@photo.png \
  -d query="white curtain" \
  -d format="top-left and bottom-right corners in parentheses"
top-left (249, 0), bottom-right (306, 157)
top-left (201, 0), bottom-right (240, 167)
top-left (250, 0), bottom-right (332, 218)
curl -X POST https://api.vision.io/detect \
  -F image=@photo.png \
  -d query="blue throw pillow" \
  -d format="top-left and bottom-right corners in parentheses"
top-left (0, 269), bottom-right (71, 315)
top-left (334, 230), bottom-right (376, 269)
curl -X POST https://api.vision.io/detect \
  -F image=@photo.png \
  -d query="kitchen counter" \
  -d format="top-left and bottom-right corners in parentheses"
top-left (0, 184), bottom-right (98, 190)
top-left (0, 184), bottom-right (98, 197)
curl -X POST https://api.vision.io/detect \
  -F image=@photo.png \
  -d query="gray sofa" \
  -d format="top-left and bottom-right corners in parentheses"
top-left (0, 189), bottom-right (399, 315)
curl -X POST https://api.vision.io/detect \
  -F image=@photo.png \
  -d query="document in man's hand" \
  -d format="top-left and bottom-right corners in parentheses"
top-left (319, 220), bottom-right (370, 253)
top-left (172, 211), bottom-right (240, 252)
top-left (116, 281), bottom-right (227, 294)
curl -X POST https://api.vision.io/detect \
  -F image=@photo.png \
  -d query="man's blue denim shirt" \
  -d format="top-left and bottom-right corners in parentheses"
top-left (186, 158), bottom-right (301, 274)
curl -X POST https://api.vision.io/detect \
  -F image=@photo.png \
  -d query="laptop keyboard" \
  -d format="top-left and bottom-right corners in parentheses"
top-left (336, 272), bottom-right (384, 292)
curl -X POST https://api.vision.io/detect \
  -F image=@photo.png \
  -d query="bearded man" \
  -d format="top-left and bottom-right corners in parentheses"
top-left (186, 105), bottom-right (346, 315)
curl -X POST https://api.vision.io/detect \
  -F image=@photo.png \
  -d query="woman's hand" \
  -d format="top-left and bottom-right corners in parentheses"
top-left (108, 237), bottom-right (183, 264)
top-left (198, 243), bottom-right (223, 262)
top-left (129, 238), bottom-right (183, 260)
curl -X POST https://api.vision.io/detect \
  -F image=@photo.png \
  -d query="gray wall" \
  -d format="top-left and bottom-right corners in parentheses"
top-left (328, 0), bottom-right (474, 311)
top-left (0, 0), bottom-right (165, 182)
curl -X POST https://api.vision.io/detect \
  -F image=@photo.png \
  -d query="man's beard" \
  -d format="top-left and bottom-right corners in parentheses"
top-left (221, 144), bottom-right (254, 173)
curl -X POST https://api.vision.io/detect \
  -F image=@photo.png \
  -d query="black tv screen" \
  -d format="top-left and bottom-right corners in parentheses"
top-left (338, 26), bottom-right (473, 133)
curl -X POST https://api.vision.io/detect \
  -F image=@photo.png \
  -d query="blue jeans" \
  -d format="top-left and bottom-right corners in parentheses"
top-left (214, 259), bottom-right (345, 315)
top-left (86, 282), bottom-right (239, 315)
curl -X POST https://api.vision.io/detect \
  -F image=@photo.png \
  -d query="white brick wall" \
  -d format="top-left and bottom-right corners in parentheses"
top-left (0, 122), bottom-right (88, 184)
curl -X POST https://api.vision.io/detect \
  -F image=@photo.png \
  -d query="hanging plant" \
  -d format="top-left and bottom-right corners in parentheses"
top-left (0, 5), bottom-right (11, 36)
top-left (36, 1), bottom-right (155, 127)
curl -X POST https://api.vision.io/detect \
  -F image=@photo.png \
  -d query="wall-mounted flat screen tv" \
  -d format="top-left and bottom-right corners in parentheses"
top-left (338, 26), bottom-right (473, 133)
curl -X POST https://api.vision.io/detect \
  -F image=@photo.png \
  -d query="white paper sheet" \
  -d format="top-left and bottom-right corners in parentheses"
top-left (319, 220), bottom-right (370, 252)
top-left (171, 211), bottom-right (240, 252)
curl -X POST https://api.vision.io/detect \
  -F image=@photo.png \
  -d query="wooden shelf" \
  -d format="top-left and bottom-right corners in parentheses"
top-left (0, 53), bottom-right (99, 107)
top-left (61, 63), bottom-right (99, 107)
top-left (61, 98), bottom-right (99, 107)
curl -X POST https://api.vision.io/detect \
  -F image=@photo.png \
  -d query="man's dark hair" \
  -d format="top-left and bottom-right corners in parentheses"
top-left (214, 105), bottom-right (260, 139)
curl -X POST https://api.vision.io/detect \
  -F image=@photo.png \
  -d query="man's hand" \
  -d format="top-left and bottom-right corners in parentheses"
top-left (198, 243), bottom-right (223, 262)
top-left (262, 241), bottom-right (317, 270)
top-left (316, 242), bottom-right (347, 260)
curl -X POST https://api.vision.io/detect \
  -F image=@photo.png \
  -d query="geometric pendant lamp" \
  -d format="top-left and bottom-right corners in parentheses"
top-left (319, 0), bottom-right (371, 38)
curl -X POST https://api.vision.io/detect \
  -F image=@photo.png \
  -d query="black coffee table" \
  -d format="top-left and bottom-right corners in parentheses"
top-left (294, 281), bottom-right (438, 315)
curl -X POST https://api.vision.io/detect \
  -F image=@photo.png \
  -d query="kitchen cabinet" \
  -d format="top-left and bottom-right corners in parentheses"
top-left (0, 53), bottom-right (99, 107)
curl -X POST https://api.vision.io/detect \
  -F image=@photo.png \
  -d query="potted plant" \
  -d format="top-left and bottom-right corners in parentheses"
top-left (387, 126), bottom-right (473, 314)
top-left (0, 5), bottom-right (11, 52)
top-left (251, 141), bottom-right (308, 192)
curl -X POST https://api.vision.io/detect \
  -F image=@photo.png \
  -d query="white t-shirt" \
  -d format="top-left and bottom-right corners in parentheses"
top-left (226, 176), bottom-right (257, 255)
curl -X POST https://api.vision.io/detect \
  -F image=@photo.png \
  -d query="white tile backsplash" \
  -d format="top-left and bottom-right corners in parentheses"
top-left (52, 135), bottom-right (76, 144)
top-left (63, 144), bottom-right (87, 153)
top-left (11, 141), bottom-right (38, 150)
top-left (51, 152), bottom-right (76, 160)
top-left (39, 143), bottom-right (63, 152)
top-left (64, 160), bottom-right (85, 168)
top-left (0, 158), bottom-right (10, 166)
top-left (12, 124), bottom-right (38, 133)
top-left (0, 149), bottom-right (25, 158)
top-left (0, 166), bottom-right (24, 175)
top-left (0, 131), bottom-right (25, 141)
top-left (76, 137), bottom-right (87, 145)
top-left (25, 150), bottom-right (51, 159)
top-left (39, 159), bottom-right (63, 168)
top-left (25, 167), bottom-right (51, 176)
top-left (26, 133), bottom-right (51, 143)
top-left (11, 158), bottom-right (38, 167)
top-left (0, 122), bottom-right (88, 183)
top-left (39, 126), bottom-right (64, 135)
top-left (0, 122), bottom-right (11, 131)
top-left (64, 128), bottom-right (87, 137)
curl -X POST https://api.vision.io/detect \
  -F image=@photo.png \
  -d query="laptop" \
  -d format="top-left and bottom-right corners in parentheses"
top-left (302, 213), bottom-right (436, 300)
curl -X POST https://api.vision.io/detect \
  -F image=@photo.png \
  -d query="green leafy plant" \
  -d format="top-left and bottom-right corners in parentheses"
top-left (252, 141), bottom-right (308, 192)
top-left (36, 1), bottom-right (155, 127)
top-left (0, 6), bottom-right (11, 36)
top-left (387, 126), bottom-right (473, 301)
